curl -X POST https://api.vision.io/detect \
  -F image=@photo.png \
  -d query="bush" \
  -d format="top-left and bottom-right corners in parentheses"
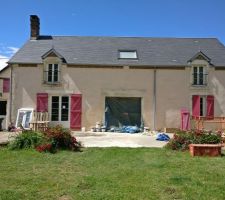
top-left (165, 132), bottom-right (194, 151)
top-left (8, 125), bottom-right (82, 153)
top-left (166, 130), bottom-right (222, 151)
top-left (42, 125), bottom-right (82, 151)
top-left (8, 131), bottom-right (44, 150)
top-left (35, 143), bottom-right (56, 153)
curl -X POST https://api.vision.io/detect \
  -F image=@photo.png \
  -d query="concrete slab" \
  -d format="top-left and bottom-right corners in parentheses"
top-left (73, 132), bottom-right (172, 148)
top-left (0, 131), bottom-right (172, 148)
top-left (0, 132), bottom-right (19, 145)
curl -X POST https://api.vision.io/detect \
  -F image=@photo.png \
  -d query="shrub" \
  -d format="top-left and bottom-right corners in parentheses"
top-left (42, 125), bottom-right (82, 151)
top-left (35, 143), bottom-right (56, 153)
top-left (8, 131), bottom-right (44, 150)
top-left (195, 133), bottom-right (221, 144)
top-left (8, 125), bottom-right (82, 153)
top-left (165, 132), bottom-right (194, 151)
top-left (166, 130), bottom-right (222, 151)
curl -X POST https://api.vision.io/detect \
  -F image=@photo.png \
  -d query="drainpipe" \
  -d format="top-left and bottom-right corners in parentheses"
top-left (9, 64), bottom-right (13, 123)
top-left (153, 68), bottom-right (156, 130)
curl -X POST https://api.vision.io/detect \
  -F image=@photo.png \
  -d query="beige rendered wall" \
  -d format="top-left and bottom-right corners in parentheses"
top-left (11, 63), bottom-right (154, 129)
top-left (156, 68), bottom-right (189, 129)
top-left (11, 58), bottom-right (225, 130)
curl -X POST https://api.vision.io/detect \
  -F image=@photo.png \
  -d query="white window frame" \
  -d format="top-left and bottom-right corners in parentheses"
top-left (192, 66), bottom-right (207, 86)
top-left (50, 96), bottom-right (70, 122)
top-left (199, 96), bottom-right (207, 117)
top-left (16, 108), bottom-right (34, 129)
top-left (46, 64), bottom-right (60, 84)
top-left (119, 50), bottom-right (138, 59)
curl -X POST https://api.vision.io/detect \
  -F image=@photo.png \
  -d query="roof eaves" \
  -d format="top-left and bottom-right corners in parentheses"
top-left (0, 65), bottom-right (10, 74)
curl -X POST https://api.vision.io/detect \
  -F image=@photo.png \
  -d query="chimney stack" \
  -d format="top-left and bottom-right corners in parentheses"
top-left (30, 15), bottom-right (40, 40)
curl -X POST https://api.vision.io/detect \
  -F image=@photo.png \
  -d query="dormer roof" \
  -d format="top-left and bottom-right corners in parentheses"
top-left (41, 48), bottom-right (64, 60)
top-left (188, 51), bottom-right (212, 64)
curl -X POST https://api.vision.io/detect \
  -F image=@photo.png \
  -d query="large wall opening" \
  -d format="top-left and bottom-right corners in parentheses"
top-left (0, 101), bottom-right (7, 115)
top-left (105, 97), bottom-right (141, 129)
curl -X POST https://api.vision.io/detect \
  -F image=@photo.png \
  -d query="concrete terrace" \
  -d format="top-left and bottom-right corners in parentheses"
top-left (0, 131), bottom-right (172, 148)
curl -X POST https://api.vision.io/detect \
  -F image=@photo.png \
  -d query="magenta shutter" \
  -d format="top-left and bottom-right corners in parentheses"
top-left (206, 95), bottom-right (214, 119)
top-left (37, 93), bottom-right (48, 112)
top-left (70, 94), bottom-right (82, 130)
top-left (3, 78), bottom-right (10, 93)
top-left (192, 95), bottom-right (200, 117)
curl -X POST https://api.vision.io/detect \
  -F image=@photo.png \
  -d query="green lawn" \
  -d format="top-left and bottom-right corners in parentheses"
top-left (0, 147), bottom-right (225, 200)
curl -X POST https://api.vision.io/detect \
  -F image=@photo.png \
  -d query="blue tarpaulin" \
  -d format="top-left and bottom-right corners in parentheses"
top-left (109, 126), bottom-right (140, 133)
top-left (156, 133), bottom-right (170, 141)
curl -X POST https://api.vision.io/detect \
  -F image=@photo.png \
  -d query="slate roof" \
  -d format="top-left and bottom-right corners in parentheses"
top-left (8, 36), bottom-right (225, 67)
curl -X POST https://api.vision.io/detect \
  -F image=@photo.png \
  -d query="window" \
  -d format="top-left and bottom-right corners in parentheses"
top-left (119, 50), bottom-right (137, 59)
top-left (51, 96), bottom-right (69, 121)
top-left (15, 108), bottom-right (34, 129)
top-left (199, 96), bottom-right (206, 116)
top-left (192, 95), bottom-right (214, 118)
top-left (45, 64), bottom-right (60, 83)
top-left (192, 66), bottom-right (207, 86)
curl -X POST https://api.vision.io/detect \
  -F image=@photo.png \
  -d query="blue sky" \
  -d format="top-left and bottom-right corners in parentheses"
top-left (0, 0), bottom-right (225, 69)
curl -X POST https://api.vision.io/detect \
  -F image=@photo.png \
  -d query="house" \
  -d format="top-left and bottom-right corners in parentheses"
top-left (0, 66), bottom-right (10, 130)
top-left (5, 15), bottom-right (225, 131)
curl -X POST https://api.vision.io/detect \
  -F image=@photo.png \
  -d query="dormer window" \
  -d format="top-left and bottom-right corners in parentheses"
top-left (42, 48), bottom-right (64, 85)
top-left (45, 64), bottom-right (60, 83)
top-left (188, 51), bottom-right (211, 87)
top-left (119, 50), bottom-right (138, 59)
top-left (192, 66), bottom-right (207, 86)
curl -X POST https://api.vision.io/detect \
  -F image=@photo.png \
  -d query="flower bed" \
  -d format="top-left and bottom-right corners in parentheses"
top-left (166, 130), bottom-right (222, 156)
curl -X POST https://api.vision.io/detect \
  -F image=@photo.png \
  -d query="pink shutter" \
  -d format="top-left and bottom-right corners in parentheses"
top-left (37, 93), bottom-right (48, 112)
top-left (70, 94), bottom-right (82, 130)
top-left (3, 78), bottom-right (10, 93)
top-left (192, 95), bottom-right (200, 117)
top-left (206, 95), bottom-right (214, 119)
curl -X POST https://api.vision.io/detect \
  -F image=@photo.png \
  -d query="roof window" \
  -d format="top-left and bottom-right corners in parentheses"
top-left (119, 50), bottom-right (138, 59)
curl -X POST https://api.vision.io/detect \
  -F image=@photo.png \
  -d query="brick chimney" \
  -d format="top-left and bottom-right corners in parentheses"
top-left (30, 15), bottom-right (40, 40)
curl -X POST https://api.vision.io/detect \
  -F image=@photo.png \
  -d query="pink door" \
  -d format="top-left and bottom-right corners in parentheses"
top-left (181, 108), bottom-right (190, 131)
top-left (70, 94), bottom-right (82, 130)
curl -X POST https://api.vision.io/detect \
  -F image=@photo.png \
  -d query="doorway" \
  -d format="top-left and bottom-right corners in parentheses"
top-left (105, 97), bottom-right (141, 129)
top-left (0, 101), bottom-right (7, 130)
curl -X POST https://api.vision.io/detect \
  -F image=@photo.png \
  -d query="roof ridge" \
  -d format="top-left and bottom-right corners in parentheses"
top-left (50, 35), bottom-right (219, 40)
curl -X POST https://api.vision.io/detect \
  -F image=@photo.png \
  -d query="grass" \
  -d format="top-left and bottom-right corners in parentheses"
top-left (0, 147), bottom-right (225, 200)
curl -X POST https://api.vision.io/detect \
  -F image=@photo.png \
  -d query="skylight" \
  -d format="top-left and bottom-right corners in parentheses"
top-left (119, 50), bottom-right (138, 59)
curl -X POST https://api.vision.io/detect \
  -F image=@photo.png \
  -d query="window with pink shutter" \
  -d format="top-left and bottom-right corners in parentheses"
top-left (192, 95), bottom-right (214, 118)
top-left (3, 78), bottom-right (10, 93)
top-left (37, 93), bottom-right (48, 112)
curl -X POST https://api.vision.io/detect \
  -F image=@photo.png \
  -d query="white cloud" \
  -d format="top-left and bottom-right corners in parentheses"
top-left (0, 55), bottom-right (9, 71)
top-left (0, 46), bottom-right (19, 71)
top-left (7, 47), bottom-right (19, 54)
